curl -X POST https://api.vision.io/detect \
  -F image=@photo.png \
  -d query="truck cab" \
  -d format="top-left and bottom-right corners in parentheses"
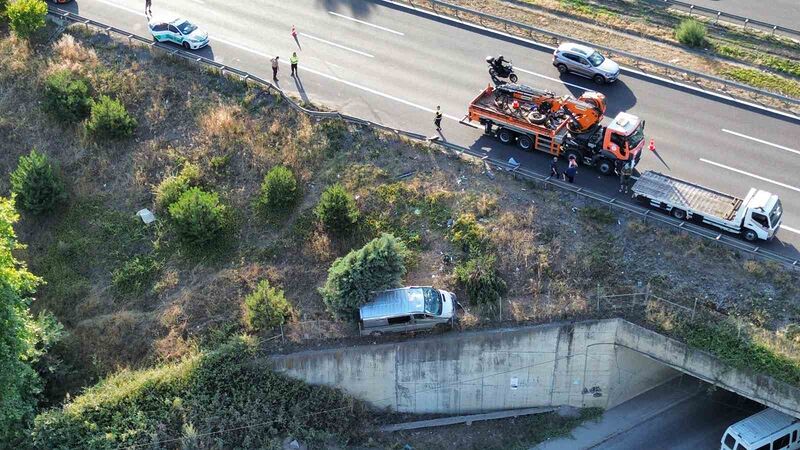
top-left (741, 189), bottom-right (783, 241)
top-left (602, 112), bottom-right (645, 165)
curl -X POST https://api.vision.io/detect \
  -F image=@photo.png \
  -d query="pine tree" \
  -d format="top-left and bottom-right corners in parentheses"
top-left (10, 149), bottom-right (66, 215)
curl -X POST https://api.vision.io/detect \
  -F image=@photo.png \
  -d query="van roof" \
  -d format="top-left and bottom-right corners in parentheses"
top-left (728, 408), bottom-right (798, 446)
top-left (359, 287), bottom-right (436, 321)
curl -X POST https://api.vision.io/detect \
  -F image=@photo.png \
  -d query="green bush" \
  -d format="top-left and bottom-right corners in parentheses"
top-left (320, 233), bottom-right (408, 319)
top-left (43, 70), bottom-right (92, 122)
top-left (315, 183), bottom-right (359, 233)
top-left (10, 149), bottom-right (66, 215)
top-left (85, 95), bottom-right (137, 140)
top-left (112, 255), bottom-right (161, 297)
top-left (168, 187), bottom-right (228, 245)
top-left (675, 19), bottom-right (706, 48)
top-left (154, 163), bottom-right (201, 210)
top-left (450, 213), bottom-right (488, 257)
top-left (31, 338), bottom-right (368, 449)
top-left (6, 0), bottom-right (47, 38)
top-left (258, 165), bottom-right (299, 215)
top-left (454, 255), bottom-right (507, 307)
top-left (243, 280), bottom-right (293, 331)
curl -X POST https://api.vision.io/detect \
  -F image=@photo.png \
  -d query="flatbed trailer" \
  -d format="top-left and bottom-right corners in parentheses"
top-left (466, 85), bottom-right (645, 174)
top-left (632, 171), bottom-right (782, 241)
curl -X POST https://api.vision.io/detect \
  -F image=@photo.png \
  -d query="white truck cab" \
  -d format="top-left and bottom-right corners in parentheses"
top-left (740, 189), bottom-right (782, 242)
top-left (721, 408), bottom-right (800, 450)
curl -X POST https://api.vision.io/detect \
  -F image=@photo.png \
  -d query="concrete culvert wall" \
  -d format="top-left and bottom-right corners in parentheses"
top-left (270, 319), bottom-right (800, 417)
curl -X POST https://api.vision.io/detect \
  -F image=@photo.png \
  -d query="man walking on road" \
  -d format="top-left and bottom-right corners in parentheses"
top-left (145, 0), bottom-right (152, 18)
top-left (565, 155), bottom-right (577, 183)
top-left (271, 56), bottom-right (279, 81)
top-left (434, 106), bottom-right (442, 132)
top-left (290, 52), bottom-right (298, 77)
top-left (549, 156), bottom-right (560, 178)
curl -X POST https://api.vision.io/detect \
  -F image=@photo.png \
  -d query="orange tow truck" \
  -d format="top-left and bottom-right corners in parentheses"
top-left (466, 84), bottom-right (646, 174)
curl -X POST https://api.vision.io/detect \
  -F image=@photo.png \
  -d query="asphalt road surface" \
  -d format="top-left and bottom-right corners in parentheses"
top-left (594, 388), bottom-right (763, 450)
top-left (57, 0), bottom-right (800, 260)
top-left (671, 0), bottom-right (800, 31)
top-left (535, 376), bottom-right (764, 450)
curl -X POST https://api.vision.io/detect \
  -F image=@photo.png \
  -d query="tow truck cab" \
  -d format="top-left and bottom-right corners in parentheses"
top-left (602, 112), bottom-right (645, 165)
top-left (742, 189), bottom-right (783, 241)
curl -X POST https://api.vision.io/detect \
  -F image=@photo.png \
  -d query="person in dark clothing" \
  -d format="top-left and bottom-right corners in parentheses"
top-left (434, 106), bottom-right (442, 131)
top-left (549, 156), bottom-right (560, 178)
top-left (565, 155), bottom-right (577, 183)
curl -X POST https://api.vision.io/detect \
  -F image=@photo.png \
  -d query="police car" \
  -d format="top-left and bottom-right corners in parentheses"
top-left (148, 18), bottom-right (209, 50)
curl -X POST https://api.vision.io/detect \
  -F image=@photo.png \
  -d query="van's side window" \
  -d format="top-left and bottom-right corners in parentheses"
top-left (793, 430), bottom-right (798, 442)
top-left (387, 316), bottom-right (411, 325)
top-left (724, 434), bottom-right (736, 449)
top-left (774, 433), bottom-right (791, 448)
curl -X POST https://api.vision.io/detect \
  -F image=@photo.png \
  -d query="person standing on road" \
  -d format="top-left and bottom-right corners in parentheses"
top-left (549, 156), bottom-right (560, 178)
top-left (565, 155), bottom-right (577, 183)
top-left (145, 0), bottom-right (152, 18)
top-left (619, 161), bottom-right (633, 193)
top-left (434, 106), bottom-right (443, 132)
top-left (290, 52), bottom-right (299, 77)
top-left (271, 56), bottom-right (279, 81)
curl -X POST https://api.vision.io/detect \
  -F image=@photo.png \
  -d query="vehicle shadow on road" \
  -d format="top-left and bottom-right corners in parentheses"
top-left (192, 45), bottom-right (216, 62)
top-left (313, 0), bottom-right (375, 17)
top-left (560, 76), bottom-right (638, 117)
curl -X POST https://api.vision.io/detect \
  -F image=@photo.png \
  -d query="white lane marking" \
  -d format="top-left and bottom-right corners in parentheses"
top-left (95, 0), bottom-right (145, 16)
top-left (190, 0), bottom-right (205, 4)
top-left (515, 67), bottom-right (592, 92)
top-left (781, 224), bottom-right (800, 235)
top-left (328, 11), bottom-right (405, 36)
top-left (210, 36), bottom-right (462, 121)
top-left (298, 32), bottom-right (374, 58)
top-left (722, 129), bottom-right (800, 157)
top-left (699, 158), bottom-right (800, 193)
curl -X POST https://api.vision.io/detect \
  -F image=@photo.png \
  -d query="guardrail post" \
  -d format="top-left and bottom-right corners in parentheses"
top-left (689, 4), bottom-right (694, 16)
top-left (772, 25), bottom-right (777, 35)
top-left (716, 11), bottom-right (721, 24)
top-left (596, 283), bottom-right (601, 312)
top-left (743, 18), bottom-right (749, 29)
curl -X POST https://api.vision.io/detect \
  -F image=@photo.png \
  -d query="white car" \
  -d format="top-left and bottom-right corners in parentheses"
top-left (148, 18), bottom-right (209, 50)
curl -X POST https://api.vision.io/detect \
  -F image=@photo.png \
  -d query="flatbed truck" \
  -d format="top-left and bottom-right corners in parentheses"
top-left (466, 85), bottom-right (646, 174)
top-left (632, 171), bottom-right (783, 242)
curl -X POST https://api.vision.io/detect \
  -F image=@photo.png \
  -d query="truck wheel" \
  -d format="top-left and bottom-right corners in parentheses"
top-left (498, 129), bottom-right (514, 145)
top-left (671, 208), bottom-right (687, 220)
top-left (518, 135), bottom-right (533, 151)
top-left (742, 229), bottom-right (758, 242)
top-left (557, 64), bottom-right (568, 74)
top-left (597, 159), bottom-right (613, 175)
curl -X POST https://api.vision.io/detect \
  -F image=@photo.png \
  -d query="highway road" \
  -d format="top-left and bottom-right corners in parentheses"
top-left (57, 0), bottom-right (800, 260)
top-left (670, 0), bottom-right (800, 31)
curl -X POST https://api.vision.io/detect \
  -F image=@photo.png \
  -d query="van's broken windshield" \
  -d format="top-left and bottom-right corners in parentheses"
top-left (422, 287), bottom-right (442, 315)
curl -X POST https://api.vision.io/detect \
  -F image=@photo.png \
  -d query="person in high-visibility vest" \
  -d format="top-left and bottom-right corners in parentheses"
top-left (290, 52), bottom-right (299, 77)
top-left (619, 162), bottom-right (633, 193)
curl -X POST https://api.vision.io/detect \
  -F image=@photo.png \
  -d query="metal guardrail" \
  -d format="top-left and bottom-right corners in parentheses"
top-left (660, 0), bottom-right (800, 39)
top-left (403, 0), bottom-right (800, 108)
top-left (47, 8), bottom-right (800, 270)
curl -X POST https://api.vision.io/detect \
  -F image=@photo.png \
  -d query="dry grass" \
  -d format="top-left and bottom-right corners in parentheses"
top-left (48, 34), bottom-right (98, 76)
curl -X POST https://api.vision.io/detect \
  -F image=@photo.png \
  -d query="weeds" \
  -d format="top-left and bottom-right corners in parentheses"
top-left (721, 68), bottom-right (800, 98)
